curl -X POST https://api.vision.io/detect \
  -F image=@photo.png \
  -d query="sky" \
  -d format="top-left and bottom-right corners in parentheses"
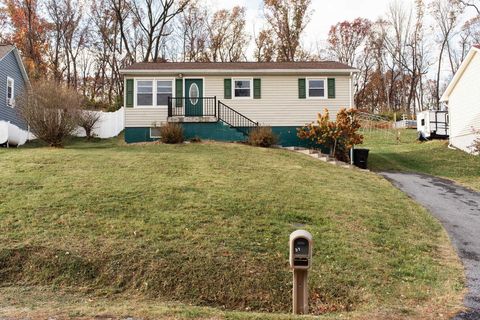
top-left (206, 0), bottom-right (396, 49)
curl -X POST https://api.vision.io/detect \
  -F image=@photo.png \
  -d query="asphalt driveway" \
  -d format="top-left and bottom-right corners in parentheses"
top-left (381, 172), bottom-right (480, 320)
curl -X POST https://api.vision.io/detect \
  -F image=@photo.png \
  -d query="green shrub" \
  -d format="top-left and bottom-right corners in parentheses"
top-left (160, 123), bottom-right (184, 144)
top-left (247, 127), bottom-right (278, 148)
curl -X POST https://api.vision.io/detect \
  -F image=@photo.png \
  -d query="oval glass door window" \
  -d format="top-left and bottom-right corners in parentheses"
top-left (189, 83), bottom-right (199, 105)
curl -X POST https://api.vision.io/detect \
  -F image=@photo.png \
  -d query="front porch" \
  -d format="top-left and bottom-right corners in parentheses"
top-left (167, 97), bottom-right (259, 137)
top-left (167, 97), bottom-right (218, 120)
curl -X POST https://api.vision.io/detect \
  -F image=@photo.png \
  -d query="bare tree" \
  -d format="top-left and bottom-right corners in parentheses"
top-left (263, 0), bottom-right (312, 61)
top-left (328, 18), bottom-right (372, 66)
top-left (205, 6), bottom-right (249, 62)
top-left (77, 110), bottom-right (101, 140)
top-left (177, 2), bottom-right (208, 62)
top-left (430, 0), bottom-right (463, 109)
top-left (455, 0), bottom-right (480, 14)
top-left (17, 81), bottom-right (82, 147)
top-left (254, 28), bottom-right (276, 62)
top-left (130, 0), bottom-right (190, 62)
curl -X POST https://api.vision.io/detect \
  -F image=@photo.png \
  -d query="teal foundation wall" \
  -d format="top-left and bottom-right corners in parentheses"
top-left (182, 123), bottom-right (246, 142)
top-left (125, 124), bottom-right (326, 151)
top-left (124, 127), bottom-right (157, 143)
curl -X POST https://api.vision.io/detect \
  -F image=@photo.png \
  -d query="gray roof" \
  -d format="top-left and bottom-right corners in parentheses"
top-left (123, 61), bottom-right (356, 71)
top-left (0, 44), bottom-right (15, 60)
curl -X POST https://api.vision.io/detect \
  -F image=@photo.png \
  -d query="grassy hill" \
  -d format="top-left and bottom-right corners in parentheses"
top-left (363, 129), bottom-right (480, 191)
top-left (0, 136), bottom-right (464, 319)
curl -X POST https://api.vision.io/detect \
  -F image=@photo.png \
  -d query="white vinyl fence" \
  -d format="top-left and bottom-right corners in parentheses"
top-left (74, 107), bottom-right (125, 139)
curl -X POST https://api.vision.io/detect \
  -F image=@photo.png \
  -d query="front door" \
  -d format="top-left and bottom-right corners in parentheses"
top-left (185, 79), bottom-right (203, 117)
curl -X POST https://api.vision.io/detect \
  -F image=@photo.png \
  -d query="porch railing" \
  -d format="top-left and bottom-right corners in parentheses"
top-left (168, 97), bottom-right (217, 117)
top-left (218, 101), bottom-right (258, 136)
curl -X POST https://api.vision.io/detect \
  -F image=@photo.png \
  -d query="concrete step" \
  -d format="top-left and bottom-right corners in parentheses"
top-left (284, 146), bottom-right (307, 151)
top-left (297, 149), bottom-right (319, 155)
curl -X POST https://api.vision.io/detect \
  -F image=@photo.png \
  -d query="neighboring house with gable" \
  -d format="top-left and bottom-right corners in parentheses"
top-left (119, 61), bottom-right (357, 146)
top-left (441, 45), bottom-right (480, 154)
top-left (0, 44), bottom-right (30, 146)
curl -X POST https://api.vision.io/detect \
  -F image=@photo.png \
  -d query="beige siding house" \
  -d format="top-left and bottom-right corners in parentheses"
top-left (119, 62), bottom-right (357, 145)
top-left (441, 45), bottom-right (480, 154)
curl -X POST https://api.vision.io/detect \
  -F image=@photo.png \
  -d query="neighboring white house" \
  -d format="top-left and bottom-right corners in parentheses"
top-left (441, 45), bottom-right (480, 154)
top-left (119, 61), bottom-right (358, 146)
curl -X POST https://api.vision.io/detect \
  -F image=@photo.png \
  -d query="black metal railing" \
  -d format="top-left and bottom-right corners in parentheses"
top-left (218, 101), bottom-right (258, 135)
top-left (168, 97), bottom-right (217, 117)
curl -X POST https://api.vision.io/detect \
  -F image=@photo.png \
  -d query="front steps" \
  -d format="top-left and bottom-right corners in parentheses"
top-left (282, 146), bottom-right (364, 170)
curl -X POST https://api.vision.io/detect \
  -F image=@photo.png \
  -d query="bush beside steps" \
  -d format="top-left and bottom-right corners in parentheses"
top-left (247, 127), bottom-right (278, 148)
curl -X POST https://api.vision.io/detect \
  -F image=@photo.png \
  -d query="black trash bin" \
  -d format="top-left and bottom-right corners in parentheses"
top-left (353, 149), bottom-right (369, 169)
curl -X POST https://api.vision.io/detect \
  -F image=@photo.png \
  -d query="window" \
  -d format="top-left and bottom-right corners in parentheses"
top-left (307, 79), bottom-right (326, 98)
top-left (421, 119), bottom-right (425, 126)
top-left (137, 80), bottom-right (153, 106)
top-left (150, 127), bottom-right (162, 138)
top-left (156, 80), bottom-right (173, 106)
top-left (7, 77), bottom-right (14, 107)
top-left (136, 79), bottom-right (174, 107)
top-left (189, 83), bottom-right (199, 105)
top-left (233, 79), bottom-right (252, 98)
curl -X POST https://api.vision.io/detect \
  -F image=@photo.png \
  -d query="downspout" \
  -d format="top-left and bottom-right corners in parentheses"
top-left (349, 72), bottom-right (353, 108)
top-left (350, 71), bottom-right (355, 165)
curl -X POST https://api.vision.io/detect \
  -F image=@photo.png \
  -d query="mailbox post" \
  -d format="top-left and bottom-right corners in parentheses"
top-left (289, 230), bottom-right (313, 315)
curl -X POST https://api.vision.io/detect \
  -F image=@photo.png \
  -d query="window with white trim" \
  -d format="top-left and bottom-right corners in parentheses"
top-left (233, 79), bottom-right (252, 98)
top-left (308, 79), bottom-right (326, 98)
top-left (156, 80), bottom-right (173, 106)
top-left (7, 77), bottom-right (14, 107)
top-left (137, 80), bottom-right (153, 106)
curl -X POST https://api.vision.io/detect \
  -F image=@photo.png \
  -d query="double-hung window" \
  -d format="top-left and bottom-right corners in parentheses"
top-left (136, 79), bottom-right (173, 107)
top-left (156, 80), bottom-right (173, 106)
top-left (307, 79), bottom-right (326, 98)
top-left (6, 77), bottom-right (14, 107)
top-left (137, 80), bottom-right (153, 106)
top-left (233, 79), bottom-right (252, 98)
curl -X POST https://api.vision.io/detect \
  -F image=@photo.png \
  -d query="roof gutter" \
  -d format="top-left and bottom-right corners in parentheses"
top-left (441, 47), bottom-right (479, 102)
top-left (119, 68), bottom-right (360, 75)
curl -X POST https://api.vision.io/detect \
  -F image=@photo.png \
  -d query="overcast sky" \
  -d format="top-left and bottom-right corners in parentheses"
top-left (206, 0), bottom-right (400, 48)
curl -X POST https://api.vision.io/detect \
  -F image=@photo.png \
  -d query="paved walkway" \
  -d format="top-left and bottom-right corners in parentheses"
top-left (382, 172), bottom-right (480, 320)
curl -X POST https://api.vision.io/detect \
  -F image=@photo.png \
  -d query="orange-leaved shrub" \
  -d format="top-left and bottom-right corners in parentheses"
top-left (297, 108), bottom-right (363, 161)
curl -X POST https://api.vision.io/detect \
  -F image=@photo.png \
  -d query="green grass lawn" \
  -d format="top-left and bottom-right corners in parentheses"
top-left (0, 136), bottom-right (464, 319)
top-left (362, 129), bottom-right (480, 191)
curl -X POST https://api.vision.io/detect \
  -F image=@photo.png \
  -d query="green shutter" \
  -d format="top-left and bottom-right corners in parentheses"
top-left (126, 79), bottom-right (134, 107)
top-left (253, 79), bottom-right (261, 99)
top-left (298, 78), bottom-right (306, 99)
top-left (328, 78), bottom-right (336, 99)
top-left (175, 78), bottom-right (183, 107)
top-left (224, 79), bottom-right (232, 99)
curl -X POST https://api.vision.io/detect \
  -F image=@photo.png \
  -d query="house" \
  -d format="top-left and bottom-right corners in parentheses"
top-left (0, 44), bottom-right (29, 146)
top-left (119, 61), bottom-right (357, 146)
top-left (441, 45), bottom-right (480, 154)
